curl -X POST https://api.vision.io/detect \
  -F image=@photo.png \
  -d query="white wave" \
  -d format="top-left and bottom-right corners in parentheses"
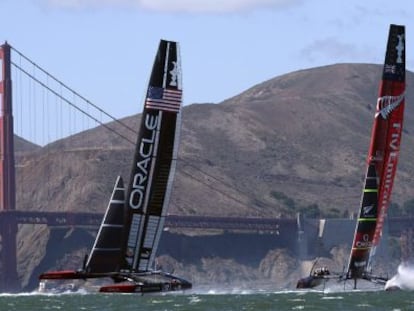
top-left (385, 263), bottom-right (414, 291)
top-left (188, 295), bottom-right (202, 304)
top-left (0, 289), bottom-right (87, 297)
top-left (321, 295), bottom-right (344, 300)
top-left (0, 291), bottom-right (42, 297)
top-left (182, 286), bottom-right (283, 296)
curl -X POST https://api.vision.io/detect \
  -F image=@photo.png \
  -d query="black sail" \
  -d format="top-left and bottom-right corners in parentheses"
top-left (347, 163), bottom-right (378, 279)
top-left (86, 176), bottom-right (126, 273)
top-left (122, 40), bottom-right (182, 272)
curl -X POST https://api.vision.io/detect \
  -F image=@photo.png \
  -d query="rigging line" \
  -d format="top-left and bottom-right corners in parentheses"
top-left (10, 46), bottom-right (137, 136)
top-left (11, 61), bottom-right (136, 146)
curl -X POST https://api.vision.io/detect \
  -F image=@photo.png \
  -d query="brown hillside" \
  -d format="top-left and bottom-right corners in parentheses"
top-left (15, 63), bottom-right (414, 216)
top-left (13, 63), bottom-right (414, 288)
top-left (177, 63), bottom-right (414, 218)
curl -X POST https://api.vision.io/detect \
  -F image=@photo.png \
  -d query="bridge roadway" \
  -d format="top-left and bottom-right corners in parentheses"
top-left (0, 210), bottom-right (289, 232)
top-left (0, 211), bottom-right (411, 236)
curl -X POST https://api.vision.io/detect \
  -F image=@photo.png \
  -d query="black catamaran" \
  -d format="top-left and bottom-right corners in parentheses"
top-left (297, 24), bottom-right (406, 290)
top-left (39, 40), bottom-right (192, 293)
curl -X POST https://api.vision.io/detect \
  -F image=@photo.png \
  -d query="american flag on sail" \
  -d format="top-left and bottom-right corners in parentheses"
top-left (145, 86), bottom-right (182, 112)
top-left (384, 64), bottom-right (396, 74)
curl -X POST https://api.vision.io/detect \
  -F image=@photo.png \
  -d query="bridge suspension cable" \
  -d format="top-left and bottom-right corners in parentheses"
top-left (9, 44), bottom-right (269, 212)
top-left (10, 45), bottom-right (137, 146)
top-left (11, 61), bottom-right (136, 145)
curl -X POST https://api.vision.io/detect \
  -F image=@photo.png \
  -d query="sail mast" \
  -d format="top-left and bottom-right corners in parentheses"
top-left (370, 25), bottom-right (405, 247)
top-left (39, 40), bottom-right (191, 293)
top-left (121, 40), bottom-right (182, 272)
top-left (346, 24), bottom-right (405, 280)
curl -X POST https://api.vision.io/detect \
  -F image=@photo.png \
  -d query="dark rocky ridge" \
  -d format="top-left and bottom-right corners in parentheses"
top-left (13, 63), bottom-right (413, 290)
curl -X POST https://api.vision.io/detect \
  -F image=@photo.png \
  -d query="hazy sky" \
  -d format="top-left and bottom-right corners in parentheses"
top-left (1, 0), bottom-right (412, 123)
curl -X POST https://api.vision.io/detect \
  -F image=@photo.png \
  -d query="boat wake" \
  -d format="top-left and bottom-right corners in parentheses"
top-left (0, 288), bottom-right (90, 297)
top-left (385, 264), bottom-right (414, 291)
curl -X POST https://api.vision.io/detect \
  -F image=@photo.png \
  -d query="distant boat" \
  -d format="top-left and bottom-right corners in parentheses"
top-left (39, 39), bottom-right (192, 294)
top-left (296, 24), bottom-right (405, 290)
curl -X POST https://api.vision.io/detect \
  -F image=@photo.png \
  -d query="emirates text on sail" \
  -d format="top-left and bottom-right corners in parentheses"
top-left (375, 122), bottom-right (401, 240)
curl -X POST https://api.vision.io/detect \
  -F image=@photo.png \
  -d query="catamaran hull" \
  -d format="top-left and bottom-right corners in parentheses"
top-left (296, 276), bottom-right (325, 289)
top-left (39, 279), bottom-right (191, 294)
top-left (38, 269), bottom-right (192, 294)
top-left (39, 270), bottom-right (85, 280)
top-left (99, 280), bottom-right (191, 293)
top-left (101, 271), bottom-right (192, 293)
top-left (99, 283), bottom-right (140, 293)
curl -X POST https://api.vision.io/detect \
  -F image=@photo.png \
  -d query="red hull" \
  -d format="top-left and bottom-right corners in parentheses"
top-left (98, 282), bottom-right (168, 293)
top-left (39, 270), bottom-right (83, 280)
top-left (99, 283), bottom-right (139, 293)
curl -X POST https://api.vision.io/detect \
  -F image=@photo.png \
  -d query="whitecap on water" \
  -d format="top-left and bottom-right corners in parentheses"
top-left (188, 295), bottom-right (202, 304)
top-left (321, 295), bottom-right (344, 300)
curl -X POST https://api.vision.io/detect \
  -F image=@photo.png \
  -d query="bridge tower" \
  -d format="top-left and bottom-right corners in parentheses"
top-left (0, 42), bottom-right (19, 291)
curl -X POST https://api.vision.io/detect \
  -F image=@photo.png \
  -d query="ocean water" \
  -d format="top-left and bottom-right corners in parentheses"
top-left (0, 289), bottom-right (413, 311)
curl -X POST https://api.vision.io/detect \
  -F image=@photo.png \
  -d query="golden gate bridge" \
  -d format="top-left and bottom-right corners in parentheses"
top-left (0, 41), bottom-right (296, 291)
top-left (0, 42), bottom-right (412, 292)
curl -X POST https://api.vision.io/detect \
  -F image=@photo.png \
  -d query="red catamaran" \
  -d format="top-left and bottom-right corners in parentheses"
top-left (297, 24), bottom-right (405, 290)
top-left (38, 40), bottom-right (192, 294)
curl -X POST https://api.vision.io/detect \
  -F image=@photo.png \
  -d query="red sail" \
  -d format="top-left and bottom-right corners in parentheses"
top-left (347, 24), bottom-right (405, 278)
top-left (368, 24), bottom-right (405, 246)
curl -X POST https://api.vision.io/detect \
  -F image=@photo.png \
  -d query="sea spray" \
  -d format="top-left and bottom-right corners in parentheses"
top-left (385, 263), bottom-right (414, 290)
